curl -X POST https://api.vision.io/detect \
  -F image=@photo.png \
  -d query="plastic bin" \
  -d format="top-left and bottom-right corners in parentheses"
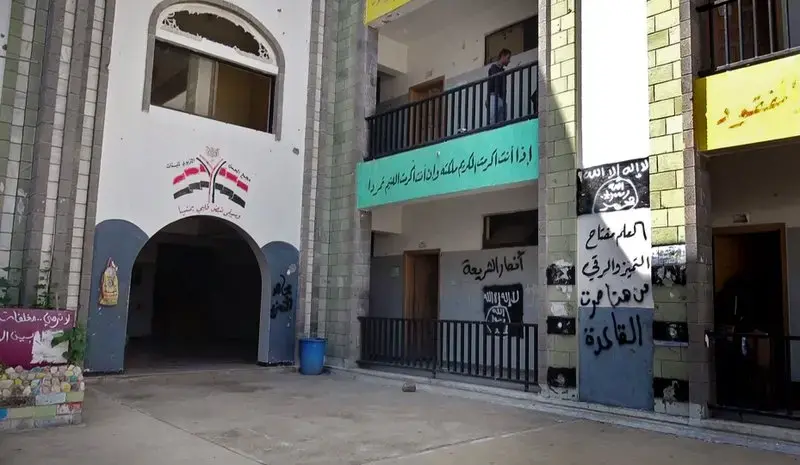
top-left (298, 337), bottom-right (327, 375)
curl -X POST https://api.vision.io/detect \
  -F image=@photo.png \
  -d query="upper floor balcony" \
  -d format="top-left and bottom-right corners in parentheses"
top-left (693, 0), bottom-right (800, 152)
top-left (357, 0), bottom-right (540, 210)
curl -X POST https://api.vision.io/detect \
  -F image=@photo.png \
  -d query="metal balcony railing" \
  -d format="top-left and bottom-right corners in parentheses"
top-left (358, 316), bottom-right (538, 391)
top-left (706, 330), bottom-right (800, 422)
top-left (366, 62), bottom-right (538, 160)
top-left (697, 0), bottom-right (800, 76)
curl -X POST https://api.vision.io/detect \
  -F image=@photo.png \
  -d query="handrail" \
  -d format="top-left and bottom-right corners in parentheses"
top-left (366, 62), bottom-right (538, 159)
top-left (358, 316), bottom-right (538, 391)
top-left (367, 62), bottom-right (537, 121)
top-left (696, 0), bottom-right (792, 76)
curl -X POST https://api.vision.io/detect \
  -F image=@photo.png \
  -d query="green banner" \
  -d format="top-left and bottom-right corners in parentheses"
top-left (357, 119), bottom-right (539, 208)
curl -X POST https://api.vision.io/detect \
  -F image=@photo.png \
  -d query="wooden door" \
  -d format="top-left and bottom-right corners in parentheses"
top-left (403, 252), bottom-right (440, 360)
top-left (409, 78), bottom-right (444, 146)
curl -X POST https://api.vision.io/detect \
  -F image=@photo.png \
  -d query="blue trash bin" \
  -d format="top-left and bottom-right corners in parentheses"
top-left (299, 337), bottom-right (327, 375)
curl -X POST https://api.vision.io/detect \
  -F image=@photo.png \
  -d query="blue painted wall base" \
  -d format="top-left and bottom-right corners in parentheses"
top-left (578, 307), bottom-right (654, 410)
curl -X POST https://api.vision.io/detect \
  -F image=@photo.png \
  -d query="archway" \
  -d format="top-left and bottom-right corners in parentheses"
top-left (124, 216), bottom-right (264, 369)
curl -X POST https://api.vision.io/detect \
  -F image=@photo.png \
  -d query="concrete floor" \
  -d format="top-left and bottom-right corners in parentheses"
top-left (1, 368), bottom-right (798, 465)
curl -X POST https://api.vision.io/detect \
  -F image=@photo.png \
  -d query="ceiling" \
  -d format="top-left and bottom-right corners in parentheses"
top-left (379, 0), bottom-right (498, 42)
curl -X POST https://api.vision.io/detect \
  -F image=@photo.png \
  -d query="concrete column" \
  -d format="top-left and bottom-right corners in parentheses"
top-left (0, 0), bottom-right (50, 306)
top-left (647, 0), bottom-right (693, 416)
top-left (680, 0), bottom-right (714, 418)
top-left (310, 0), bottom-right (376, 367)
top-left (576, 0), bottom-right (654, 410)
top-left (539, 0), bottom-right (579, 397)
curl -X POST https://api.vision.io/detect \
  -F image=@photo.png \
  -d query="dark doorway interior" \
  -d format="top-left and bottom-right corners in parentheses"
top-left (125, 217), bottom-right (262, 371)
top-left (713, 227), bottom-right (789, 414)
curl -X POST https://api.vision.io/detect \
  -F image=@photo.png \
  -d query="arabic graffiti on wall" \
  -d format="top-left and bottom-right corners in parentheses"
top-left (576, 157), bottom-right (649, 216)
top-left (269, 274), bottom-right (293, 319)
top-left (166, 146), bottom-right (251, 220)
top-left (583, 308), bottom-right (644, 356)
top-left (366, 146), bottom-right (535, 199)
top-left (696, 53), bottom-right (800, 151)
top-left (356, 118), bottom-right (539, 208)
top-left (0, 309), bottom-right (75, 368)
top-left (483, 283), bottom-right (524, 338)
top-left (462, 249), bottom-right (525, 281)
top-left (577, 211), bottom-right (653, 311)
top-left (576, 156), bottom-right (654, 409)
top-left (577, 306), bottom-right (654, 409)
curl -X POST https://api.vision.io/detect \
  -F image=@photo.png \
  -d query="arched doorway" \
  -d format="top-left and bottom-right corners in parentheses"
top-left (124, 216), bottom-right (264, 369)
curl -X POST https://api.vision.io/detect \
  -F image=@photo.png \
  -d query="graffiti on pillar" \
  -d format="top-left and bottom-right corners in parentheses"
top-left (577, 210), bottom-right (653, 311)
top-left (576, 157), bottom-right (654, 410)
top-left (482, 283), bottom-right (524, 337)
top-left (576, 157), bottom-right (650, 215)
top-left (269, 275), bottom-right (293, 319)
top-left (583, 309), bottom-right (644, 356)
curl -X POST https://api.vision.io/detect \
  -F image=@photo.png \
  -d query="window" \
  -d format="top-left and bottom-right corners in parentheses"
top-left (484, 16), bottom-right (538, 65)
top-left (150, 41), bottom-right (275, 132)
top-left (483, 210), bottom-right (538, 249)
top-left (149, 4), bottom-right (281, 133)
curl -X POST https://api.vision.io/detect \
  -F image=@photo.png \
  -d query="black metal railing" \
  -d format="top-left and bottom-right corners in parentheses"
top-left (366, 62), bottom-right (538, 160)
top-left (706, 330), bottom-right (800, 420)
top-left (358, 317), bottom-right (538, 391)
top-left (697, 0), bottom-right (800, 76)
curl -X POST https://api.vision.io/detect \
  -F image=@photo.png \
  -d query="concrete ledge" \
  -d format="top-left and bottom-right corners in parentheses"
top-left (332, 366), bottom-right (800, 456)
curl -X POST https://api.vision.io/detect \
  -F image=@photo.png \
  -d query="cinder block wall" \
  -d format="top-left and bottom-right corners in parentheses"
top-left (303, 0), bottom-right (376, 367)
top-left (647, 0), bottom-right (692, 415)
top-left (539, 0), bottom-right (578, 396)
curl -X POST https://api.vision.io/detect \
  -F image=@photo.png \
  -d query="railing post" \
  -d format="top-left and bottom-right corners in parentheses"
top-left (432, 319), bottom-right (438, 378)
top-left (785, 335), bottom-right (793, 415)
top-left (525, 324), bottom-right (531, 392)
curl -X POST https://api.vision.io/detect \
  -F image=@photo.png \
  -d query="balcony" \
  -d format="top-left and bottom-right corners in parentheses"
top-left (368, 63), bottom-right (537, 160)
top-left (694, 0), bottom-right (800, 151)
top-left (357, 0), bottom-right (539, 210)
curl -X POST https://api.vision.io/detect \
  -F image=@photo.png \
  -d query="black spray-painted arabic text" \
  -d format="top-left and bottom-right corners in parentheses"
top-left (463, 250), bottom-right (525, 281)
top-left (581, 254), bottom-right (651, 282)
top-left (584, 311), bottom-right (644, 356)
top-left (579, 283), bottom-right (651, 315)
top-left (584, 220), bottom-right (648, 250)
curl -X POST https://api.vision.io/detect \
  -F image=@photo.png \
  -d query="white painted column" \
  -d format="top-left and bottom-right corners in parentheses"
top-left (576, 0), bottom-right (655, 410)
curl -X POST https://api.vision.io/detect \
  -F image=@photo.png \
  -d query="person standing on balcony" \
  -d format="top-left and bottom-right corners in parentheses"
top-left (487, 48), bottom-right (511, 125)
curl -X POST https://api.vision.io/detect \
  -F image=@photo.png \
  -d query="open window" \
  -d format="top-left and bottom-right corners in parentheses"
top-left (148, 3), bottom-right (280, 133)
top-left (484, 16), bottom-right (538, 65)
top-left (483, 210), bottom-right (538, 249)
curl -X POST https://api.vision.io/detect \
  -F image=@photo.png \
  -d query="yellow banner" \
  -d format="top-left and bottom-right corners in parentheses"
top-left (695, 54), bottom-right (800, 151)
top-left (365, 0), bottom-right (412, 24)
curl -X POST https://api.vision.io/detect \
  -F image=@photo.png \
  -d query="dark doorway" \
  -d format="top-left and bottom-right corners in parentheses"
top-left (712, 225), bottom-right (789, 415)
top-left (403, 251), bottom-right (440, 361)
top-left (125, 217), bottom-right (262, 371)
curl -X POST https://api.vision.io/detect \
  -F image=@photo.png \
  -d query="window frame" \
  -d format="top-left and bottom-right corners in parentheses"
top-left (484, 15), bottom-right (539, 65)
top-left (150, 40), bottom-right (277, 133)
top-left (143, 1), bottom-right (284, 138)
top-left (482, 209), bottom-right (539, 250)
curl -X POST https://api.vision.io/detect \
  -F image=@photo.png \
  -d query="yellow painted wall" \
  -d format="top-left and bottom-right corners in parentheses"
top-left (365, 0), bottom-right (412, 24)
top-left (695, 54), bottom-right (800, 151)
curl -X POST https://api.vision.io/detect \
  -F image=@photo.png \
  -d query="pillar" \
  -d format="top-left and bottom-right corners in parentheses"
top-left (540, 0), bottom-right (579, 397)
top-left (576, 0), bottom-right (654, 410)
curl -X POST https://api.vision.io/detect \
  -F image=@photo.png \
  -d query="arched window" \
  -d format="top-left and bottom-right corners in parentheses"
top-left (146, 2), bottom-right (282, 135)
